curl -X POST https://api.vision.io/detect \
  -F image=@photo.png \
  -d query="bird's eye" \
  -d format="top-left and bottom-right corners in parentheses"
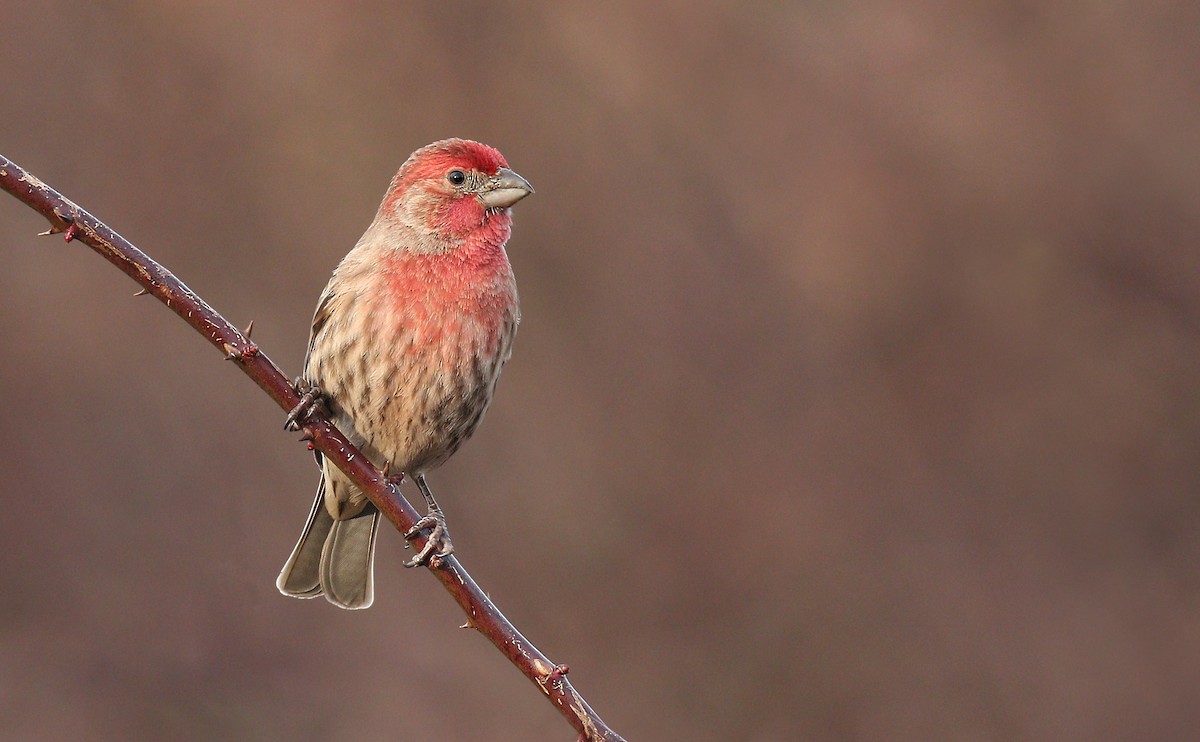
top-left (447, 170), bottom-right (467, 186)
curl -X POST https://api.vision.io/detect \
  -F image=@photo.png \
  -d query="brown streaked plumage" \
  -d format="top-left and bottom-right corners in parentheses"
top-left (277, 139), bottom-right (532, 609)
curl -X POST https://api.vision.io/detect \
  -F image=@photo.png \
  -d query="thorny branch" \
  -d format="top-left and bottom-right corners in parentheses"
top-left (0, 154), bottom-right (626, 742)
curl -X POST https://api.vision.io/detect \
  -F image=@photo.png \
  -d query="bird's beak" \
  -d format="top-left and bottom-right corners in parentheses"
top-left (480, 168), bottom-right (535, 210)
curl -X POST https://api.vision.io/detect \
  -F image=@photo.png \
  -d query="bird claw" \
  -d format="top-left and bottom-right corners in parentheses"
top-left (404, 507), bottom-right (453, 567)
top-left (284, 378), bottom-right (324, 430)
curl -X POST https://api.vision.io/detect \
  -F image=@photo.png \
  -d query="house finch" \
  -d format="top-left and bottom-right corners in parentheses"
top-left (276, 139), bottom-right (533, 609)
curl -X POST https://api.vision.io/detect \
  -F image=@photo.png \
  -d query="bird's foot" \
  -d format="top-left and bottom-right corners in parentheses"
top-left (404, 505), bottom-right (453, 567)
top-left (284, 378), bottom-right (324, 430)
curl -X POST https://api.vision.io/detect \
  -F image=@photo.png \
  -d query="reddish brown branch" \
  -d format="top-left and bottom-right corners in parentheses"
top-left (0, 154), bottom-right (625, 742)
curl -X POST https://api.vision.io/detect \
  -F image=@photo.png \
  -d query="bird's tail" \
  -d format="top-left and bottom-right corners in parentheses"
top-left (277, 478), bottom-right (380, 609)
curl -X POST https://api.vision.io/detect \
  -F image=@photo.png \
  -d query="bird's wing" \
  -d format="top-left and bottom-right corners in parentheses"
top-left (303, 285), bottom-right (337, 376)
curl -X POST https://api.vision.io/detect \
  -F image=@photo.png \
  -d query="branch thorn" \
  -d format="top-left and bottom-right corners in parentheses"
top-left (243, 320), bottom-right (254, 338)
top-left (223, 341), bottom-right (260, 362)
top-left (39, 208), bottom-right (75, 237)
top-left (133, 288), bottom-right (149, 297)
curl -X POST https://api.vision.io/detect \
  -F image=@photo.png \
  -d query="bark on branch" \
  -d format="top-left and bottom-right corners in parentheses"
top-left (0, 154), bottom-right (625, 742)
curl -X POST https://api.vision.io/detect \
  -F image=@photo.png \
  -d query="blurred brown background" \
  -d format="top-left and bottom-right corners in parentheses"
top-left (2, 2), bottom-right (1198, 740)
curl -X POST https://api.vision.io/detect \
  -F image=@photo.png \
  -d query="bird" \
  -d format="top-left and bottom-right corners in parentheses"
top-left (276, 138), bottom-right (533, 609)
